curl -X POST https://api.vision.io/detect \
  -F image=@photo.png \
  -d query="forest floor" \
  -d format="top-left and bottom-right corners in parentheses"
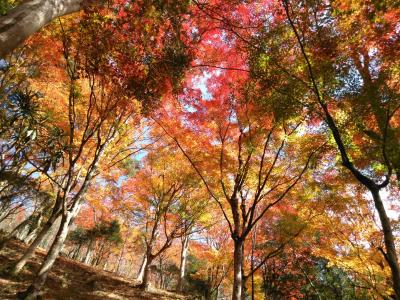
top-left (0, 239), bottom-right (189, 300)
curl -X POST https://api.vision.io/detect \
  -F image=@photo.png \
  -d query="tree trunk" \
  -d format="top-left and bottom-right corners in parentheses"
top-left (102, 251), bottom-right (111, 271)
top-left (371, 189), bottom-right (400, 299)
top-left (10, 215), bottom-right (32, 238)
top-left (72, 243), bottom-right (82, 260)
top-left (0, 214), bottom-right (31, 249)
top-left (139, 252), bottom-right (153, 291)
top-left (95, 240), bottom-right (106, 266)
top-left (177, 235), bottom-right (189, 292)
top-left (205, 288), bottom-right (213, 300)
top-left (11, 215), bottom-right (58, 275)
top-left (115, 235), bottom-right (127, 274)
top-left (251, 229), bottom-right (256, 300)
top-left (136, 254), bottom-right (148, 283)
top-left (232, 239), bottom-right (244, 300)
top-left (158, 257), bottom-right (163, 289)
top-left (0, 0), bottom-right (83, 58)
top-left (241, 275), bottom-right (248, 300)
top-left (141, 259), bottom-right (151, 290)
top-left (17, 211), bottom-right (73, 299)
top-left (24, 213), bottom-right (43, 244)
top-left (83, 239), bottom-right (93, 264)
top-left (17, 198), bottom-right (83, 300)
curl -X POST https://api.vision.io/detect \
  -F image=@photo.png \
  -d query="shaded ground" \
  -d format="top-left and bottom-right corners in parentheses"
top-left (0, 240), bottom-right (188, 300)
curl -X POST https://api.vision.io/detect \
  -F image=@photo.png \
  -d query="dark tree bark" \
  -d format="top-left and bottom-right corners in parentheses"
top-left (371, 189), bottom-right (400, 297)
top-left (0, 0), bottom-right (83, 58)
top-left (232, 239), bottom-right (244, 300)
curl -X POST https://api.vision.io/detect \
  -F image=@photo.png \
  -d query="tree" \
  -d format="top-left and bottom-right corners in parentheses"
top-left (7, 0), bottom-right (192, 296)
top-left (247, 0), bottom-right (400, 296)
top-left (0, 0), bottom-right (194, 59)
top-left (0, 0), bottom-right (84, 58)
top-left (8, 14), bottom-right (145, 300)
top-left (157, 83), bottom-right (324, 299)
top-left (190, 223), bottom-right (232, 300)
top-left (123, 146), bottom-right (203, 290)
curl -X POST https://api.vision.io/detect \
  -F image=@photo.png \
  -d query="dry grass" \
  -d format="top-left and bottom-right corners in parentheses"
top-left (0, 240), bottom-right (189, 300)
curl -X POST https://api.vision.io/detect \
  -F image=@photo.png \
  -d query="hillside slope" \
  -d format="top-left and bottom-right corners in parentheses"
top-left (0, 240), bottom-right (188, 300)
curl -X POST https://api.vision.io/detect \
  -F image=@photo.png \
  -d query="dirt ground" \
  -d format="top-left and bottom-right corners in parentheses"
top-left (0, 240), bottom-right (189, 300)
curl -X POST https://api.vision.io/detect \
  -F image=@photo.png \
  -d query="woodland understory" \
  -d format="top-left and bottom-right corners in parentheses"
top-left (0, 0), bottom-right (399, 299)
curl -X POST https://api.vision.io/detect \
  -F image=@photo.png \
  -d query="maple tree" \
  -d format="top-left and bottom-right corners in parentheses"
top-left (2, 1), bottom-right (191, 297)
top-left (155, 81), bottom-right (326, 299)
top-left (245, 0), bottom-right (400, 297)
top-left (121, 145), bottom-right (207, 290)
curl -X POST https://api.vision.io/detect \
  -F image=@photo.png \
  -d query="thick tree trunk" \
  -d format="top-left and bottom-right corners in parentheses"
top-left (11, 215), bottom-right (58, 275)
top-left (371, 189), bottom-right (400, 299)
top-left (136, 254), bottom-right (148, 283)
top-left (232, 239), bottom-right (244, 300)
top-left (177, 235), bottom-right (189, 292)
top-left (0, 0), bottom-right (83, 58)
top-left (17, 211), bottom-right (74, 299)
top-left (140, 257), bottom-right (152, 290)
top-left (139, 251), bottom-right (153, 291)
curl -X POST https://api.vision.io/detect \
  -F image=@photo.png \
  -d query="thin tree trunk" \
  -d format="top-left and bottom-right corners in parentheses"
top-left (115, 235), bottom-right (127, 274)
top-left (232, 239), bottom-right (244, 300)
top-left (95, 240), bottom-right (106, 266)
top-left (177, 235), bottom-right (189, 292)
top-left (17, 211), bottom-right (73, 299)
top-left (10, 215), bottom-right (32, 238)
top-left (0, 214), bottom-right (31, 249)
top-left (83, 239), bottom-right (93, 264)
top-left (24, 214), bottom-right (43, 244)
top-left (11, 215), bottom-right (58, 275)
top-left (0, 0), bottom-right (83, 58)
top-left (159, 257), bottom-right (163, 289)
top-left (251, 228), bottom-right (256, 300)
top-left (371, 189), bottom-right (400, 298)
top-left (72, 243), bottom-right (82, 260)
top-left (102, 251), bottom-right (111, 271)
top-left (17, 200), bottom-right (82, 299)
